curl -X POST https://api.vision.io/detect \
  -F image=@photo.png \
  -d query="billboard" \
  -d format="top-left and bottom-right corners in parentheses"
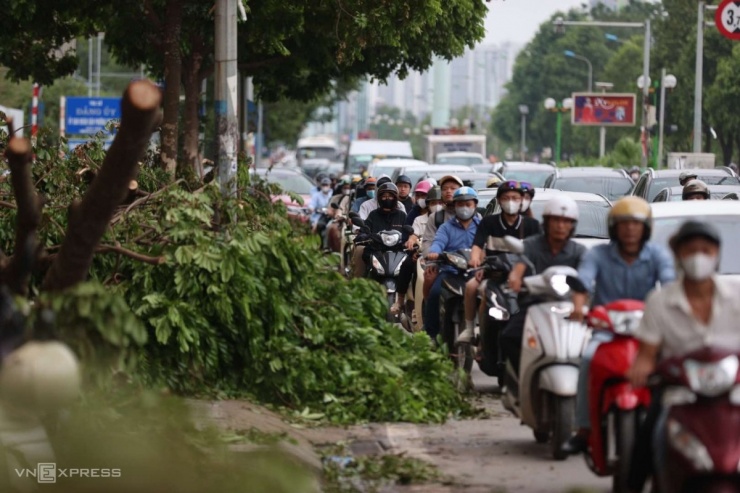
top-left (571, 93), bottom-right (636, 127)
top-left (64, 97), bottom-right (121, 135)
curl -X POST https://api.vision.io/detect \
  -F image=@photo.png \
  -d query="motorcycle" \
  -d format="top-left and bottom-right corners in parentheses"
top-left (432, 250), bottom-right (475, 376)
top-left (350, 214), bottom-right (414, 323)
top-left (501, 236), bottom-right (591, 460)
top-left (476, 253), bottom-right (518, 383)
top-left (653, 347), bottom-right (740, 492)
top-left (583, 300), bottom-right (650, 493)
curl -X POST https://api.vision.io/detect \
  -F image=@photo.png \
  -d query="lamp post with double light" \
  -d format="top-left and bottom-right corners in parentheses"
top-left (544, 97), bottom-right (573, 163)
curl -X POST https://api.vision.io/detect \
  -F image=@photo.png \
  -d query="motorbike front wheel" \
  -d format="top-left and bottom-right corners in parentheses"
top-left (550, 395), bottom-right (576, 461)
top-left (612, 409), bottom-right (637, 493)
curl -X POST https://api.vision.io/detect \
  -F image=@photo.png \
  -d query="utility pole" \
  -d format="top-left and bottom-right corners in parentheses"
top-left (215, 0), bottom-right (239, 196)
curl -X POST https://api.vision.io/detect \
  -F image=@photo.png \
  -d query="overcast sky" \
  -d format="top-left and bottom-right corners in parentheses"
top-left (483, 0), bottom-right (587, 45)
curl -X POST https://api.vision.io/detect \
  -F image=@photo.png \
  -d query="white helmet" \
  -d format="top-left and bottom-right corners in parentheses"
top-left (543, 196), bottom-right (579, 221)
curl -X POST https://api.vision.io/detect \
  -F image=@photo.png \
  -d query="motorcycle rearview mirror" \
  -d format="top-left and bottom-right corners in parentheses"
top-left (352, 217), bottom-right (367, 229)
top-left (565, 275), bottom-right (588, 294)
top-left (348, 211), bottom-right (360, 220)
top-left (402, 225), bottom-right (414, 235)
top-left (503, 236), bottom-right (525, 254)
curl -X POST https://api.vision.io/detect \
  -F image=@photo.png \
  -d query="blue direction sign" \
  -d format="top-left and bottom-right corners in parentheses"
top-left (65, 97), bottom-right (121, 135)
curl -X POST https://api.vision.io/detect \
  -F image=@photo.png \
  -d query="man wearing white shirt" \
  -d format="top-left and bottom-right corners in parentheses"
top-left (358, 176), bottom-right (405, 220)
top-left (626, 220), bottom-right (740, 492)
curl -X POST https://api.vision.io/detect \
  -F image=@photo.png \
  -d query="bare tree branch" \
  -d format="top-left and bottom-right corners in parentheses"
top-left (42, 80), bottom-right (162, 292)
top-left (4, 138), bottom-right (41, 295)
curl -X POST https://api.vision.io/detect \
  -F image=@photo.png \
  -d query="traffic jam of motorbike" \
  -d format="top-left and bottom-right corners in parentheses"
top-left (304, 163), bottom-right (740, 492)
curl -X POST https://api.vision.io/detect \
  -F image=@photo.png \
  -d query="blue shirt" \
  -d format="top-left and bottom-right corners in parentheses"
top-left (351, 196), bottom-right (369, 213)
top-left (430, 216), bottom-right (480, 264)
top-left (308, 190), bottom-right (333, 224)
top-left (577, 241), bottom-right (675, 306)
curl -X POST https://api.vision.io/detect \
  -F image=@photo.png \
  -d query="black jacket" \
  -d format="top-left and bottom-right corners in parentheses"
top-left (400, 196), bottom-right (414, 214)
top-left (366, 208), bottom-right (407, 234)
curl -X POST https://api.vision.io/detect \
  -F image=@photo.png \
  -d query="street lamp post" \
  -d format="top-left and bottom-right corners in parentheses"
top-left (554, 18), bottom-right (651, 168)
top-left (595, 81), bottom-right (614, 158)
top-left (564, 50), bottom-right (593, 92)
top-left (658, 70), bottom-right (677, 168)
top-left (519, 105), bottom-right (529, 161)
top-left (544, 97), bottom-right (574, 163)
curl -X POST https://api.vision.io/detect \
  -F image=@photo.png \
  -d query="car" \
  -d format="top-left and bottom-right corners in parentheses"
top-left (650, 201), bottom-right (740, 278)
top-left (390, 164), bottom-right (475, 185)
top-left (544, 167), bottom-right (634, 202)
top-left (499, 162), bottom-right (556, 187)
top-left (484, 188), bottom-right (611, 249)
top-left (434, 151), bottom-right (487, 166)
top-left (651, 184), bottom-right (740, 202)
top-left (630, 167), bottom-right (739, 202)
top-left (345, 139), bottom-right (414, 175)
top-left (454, 172), bottom-right (505, 190)
top-left (249, 167), bottom-right (316, 221)
top-left (368, 158), bottom-right (428, 178)
top-left (470, 163), bottom-right (498, 174)
top-left (491, 160), bottom-right (544, 174)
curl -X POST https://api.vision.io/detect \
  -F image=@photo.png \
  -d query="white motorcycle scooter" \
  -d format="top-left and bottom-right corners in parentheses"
top-left (501, 237), bottom-right (591, 460)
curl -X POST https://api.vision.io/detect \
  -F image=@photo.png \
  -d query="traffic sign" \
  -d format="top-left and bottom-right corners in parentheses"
top-left (64, 97), bottom-right (121, 135)
top-left (716, 0), bottom-right (740, 41)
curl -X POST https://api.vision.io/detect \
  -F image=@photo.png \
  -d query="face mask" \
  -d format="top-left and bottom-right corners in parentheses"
top-left (429, 204), bottom-right (445, 214)
top-left (680, 253), bottom-right (718, 281)
top-left (456, 206), bottom-right (476, 221)
top-left (322, 186), bottom-right (331, 193)
top-left (500, 200), bottom-right (521, 215)
top-left (521, 198), bottom-right (531, 212)
top-left (417, 199), bottom-right (426, 209)
top-left (342, 189), bottom-right (351, 196)
top-left (366, 190), bottom-right (376, 199)
top-left (379, 199), bottom-right (396, 210)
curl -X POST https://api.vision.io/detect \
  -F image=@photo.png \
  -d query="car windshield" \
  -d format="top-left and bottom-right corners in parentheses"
top-left (372, 166), bottom-right (399, 178)
top-left (503, 169), bottom-right (554, 187)
top-left (349, 154), bottom-right (409, 173)
top-left (552, 177), bottom-right (632, 201)
top-left (436, 156), bottom-right (484, 165)
top-left (530, 200), bottom-right (610, 238)
top-left (298, 147), bottom-right (336, 160)
top-left (647, 175), bottom-right (740, 201)
top-left (652, 215), bottom-right (740, 274)
top-left (254, 171), bottom-right (314, 195)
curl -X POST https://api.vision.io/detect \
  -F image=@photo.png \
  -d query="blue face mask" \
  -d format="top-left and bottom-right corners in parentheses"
top-left (366, 190), bottom-right (376, 199)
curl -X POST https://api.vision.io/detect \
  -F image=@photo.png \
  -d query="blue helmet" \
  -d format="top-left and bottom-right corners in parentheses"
top-left (453, 186), bottom-right (478, 204)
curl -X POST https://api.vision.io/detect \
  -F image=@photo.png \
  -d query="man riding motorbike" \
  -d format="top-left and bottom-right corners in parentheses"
top-left (682, 179), bottom-right (710, 201)
top-left (326, 178), bottom-right (353, 252)
top-left (520, 182), bottom-right (535, 218)
top-left (626, 220), bottom-right (740, 492)
top-left (458, 181), bottom-right (540, 344)
top-left (678, 171), bottom-right (698, 187)
top-left (309, 177), bottom-right (333, 242)
top-left (502, 196), bottom-right (586, 372)
top-left (352, 182), bottom-right (407, 278)
top-left (561, 196), bottom-right (675, 455)
top-left (359, 176), bottom-right (405, 220)
top-left (424, 187), bottom-right (481, 341)
top-left (351, 177), bottom-right (376, 213)
top-left (415, 175), bottom-right (463, 257)
top-left (405, 180), bottom-right (433, 226)
top-left (396, 174), bottom-right (415, 213)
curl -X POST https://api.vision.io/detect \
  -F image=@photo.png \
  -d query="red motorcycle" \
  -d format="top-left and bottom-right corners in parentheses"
top-left (653, 347), bottom-right (740, 492)
top-left (584, 300), bottom-right (651, 493)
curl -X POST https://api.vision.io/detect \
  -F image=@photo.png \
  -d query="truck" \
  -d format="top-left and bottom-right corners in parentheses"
top-left (423, 134), bottom-right (486, 164)
top-left (666, 152), bottom-right (716, 170)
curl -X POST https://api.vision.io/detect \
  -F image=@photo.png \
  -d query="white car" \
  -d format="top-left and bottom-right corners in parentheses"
top-left (485, 188), bottom-right (611, 250)
top-left (651, 201), bottom-right (740, 278)
top-left (368, 158), bottom-right (428, 179)
top-left (435, 152), bottom-right (486, 166)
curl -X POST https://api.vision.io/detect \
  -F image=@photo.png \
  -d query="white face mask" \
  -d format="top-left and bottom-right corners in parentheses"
top-left (500, 200), bottom-right (521, 215)
top-left (521, 198), bottom-right (531, 212)
top-left (321, 186), bottom-right (331, 193)
top-left (417, 198), bottom-right (426, 209)
top-left (430, 204), bottom-right (445, 214)
top-left (456, 206), bottom-right (476, 221)
top-left (680, 253), bottom-right (718, 281)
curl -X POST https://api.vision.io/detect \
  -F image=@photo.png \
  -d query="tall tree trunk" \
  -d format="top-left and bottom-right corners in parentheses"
top-left (159, 0), bottom-right (183, 177)
top-left (181, 51), bottom-right (204, 179)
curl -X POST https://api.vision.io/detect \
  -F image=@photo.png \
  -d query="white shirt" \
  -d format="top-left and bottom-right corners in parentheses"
top-left (358, 198), bottom-right (405, 220)
top-left (412, 213), bottom-right (429, 238)
top-left (634, 276), bottom-right (740, 359)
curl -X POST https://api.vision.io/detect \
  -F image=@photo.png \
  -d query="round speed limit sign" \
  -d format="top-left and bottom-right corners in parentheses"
top-left (716, 0), bottom-right (740, 41)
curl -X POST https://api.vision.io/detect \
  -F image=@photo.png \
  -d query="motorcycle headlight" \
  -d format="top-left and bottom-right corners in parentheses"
top-left (372, 256), bottom-right (385, 275)
top-left (380, 232), bottom-right (401, 247)
top-left (667, 418), bottom-right (713, 471)
top-left (607, 310), bottom-right (643, 335)
top-left (549, 274), bottom-right (570, 296)
top-left (447, 254), bottom-right (468, 270)
top-left (684, 355), bottom-right (739, 397)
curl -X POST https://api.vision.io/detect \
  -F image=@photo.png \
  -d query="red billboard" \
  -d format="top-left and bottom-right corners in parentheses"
top-left (571, 93), bottom-right (636, 127)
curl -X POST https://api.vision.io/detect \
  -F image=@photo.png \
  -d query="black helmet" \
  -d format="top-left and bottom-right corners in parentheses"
top-left (520, 181), bottom-right (535, 199)
top-left (377, 176), bottom-right (392, 187)
top-left (496, 180), bottom-right (525, 199)
top-left (395, 174), bottom-right (413, 186)
top-left (682, 179), bottom-right (710, 200)
top-left (329, 173), bottom-right (337, 180)
top-left (669, 220), bottom-right (721, 252)
top-left (377, 182), bottom-right (399, 198)
top-left (426, 186), bottom-right (442, 202)
top-left (315, 173), bottom-right (327, 183)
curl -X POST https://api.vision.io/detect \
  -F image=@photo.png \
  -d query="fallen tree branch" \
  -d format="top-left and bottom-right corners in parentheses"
top-left (4, 138), bottom-right (41, 295)
top-left (110, 178), bottom-right (185, 225)
top-left (0, 200), bottom-right (17, 210)
top-left (42, 80), bottom-right (162, 292)
top-left (43, 244), bottom-right (166, 266)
